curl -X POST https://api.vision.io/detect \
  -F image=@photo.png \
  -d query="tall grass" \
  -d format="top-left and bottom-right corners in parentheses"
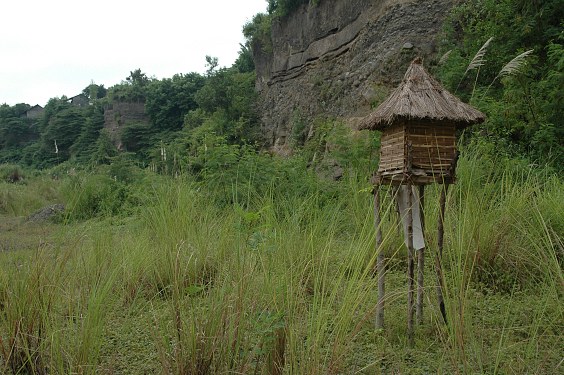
top-left (0, 150), bottom-right (561, 373)
top-left (0, 176), bottom-right (60, 217)
top-left (0, 227), bottom-right (116, 374)
top-left (434, 149), bottom-right (563, 373)
top-left (135, 181), bottom-right (383, 373)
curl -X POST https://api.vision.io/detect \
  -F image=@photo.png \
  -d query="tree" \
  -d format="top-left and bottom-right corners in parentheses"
top-left (82, 82), bottom-right (107, 100)
top-left (205, 56), bottom-right (219, 76)
top-left (126, 69), bottom-right (150, 87)
top-left (233, 42), bottom-right (255, 73)
top-left (0, 104), bottom-right (28, 148)
top-left (437, 0), bottom-right (563, 166)
top-left (191, 67), bottom-right (260, 144)
top-left (108, 69), bottom-right (151, 102)
top-left (70, 104), bottom-right (106, 163)
top-left (91, 129), bottom-right (118, 165)
top-left (39, 104), bottom-right (86, 164)
top-left (145, 72), bottom-right (205, 132)
top-left (120, 122), bottom-right (153, 154)
top-left (0, 103), bottom-right (40, 163)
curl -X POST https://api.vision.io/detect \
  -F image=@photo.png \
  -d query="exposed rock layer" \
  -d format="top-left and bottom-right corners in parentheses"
top-left (103, 102), bottom-right (149, 150)
top-left (253, 0), bottom-right (457, 154)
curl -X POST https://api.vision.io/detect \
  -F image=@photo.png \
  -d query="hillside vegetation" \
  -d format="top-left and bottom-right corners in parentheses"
top-left (0, 0), bottom-right (562, 373)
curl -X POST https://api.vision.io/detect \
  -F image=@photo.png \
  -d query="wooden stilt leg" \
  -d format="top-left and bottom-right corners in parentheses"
top-left (416, 185), bottom-right (425, 325)
top-left (393, 186), bottom-right (401, 236)
top-left (374, 187), bottom-right (385, 329)
top-left (435, 184), bottom-right (449, 324)
top-left (407, 183), bottom-right (415, 346)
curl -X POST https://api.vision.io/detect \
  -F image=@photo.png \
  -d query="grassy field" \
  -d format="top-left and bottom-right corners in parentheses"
top-left (0, 154), bottom-right (562, 374)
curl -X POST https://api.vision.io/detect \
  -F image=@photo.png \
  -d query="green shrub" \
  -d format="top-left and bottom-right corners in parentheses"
top-left (0, 164), bottom-right (24, 183)
top-left (0, 170), bottom-right (61, 216)
top-left (62, 174), bottom-right (130, 220)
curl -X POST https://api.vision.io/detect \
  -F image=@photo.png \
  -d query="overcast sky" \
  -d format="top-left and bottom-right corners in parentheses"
top-left (0, 0), bottom-right (267, 106)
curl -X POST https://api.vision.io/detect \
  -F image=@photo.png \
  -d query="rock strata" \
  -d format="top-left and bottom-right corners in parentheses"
top-left (253, 0), bottom-right (456, 151)
top-left (103, 101), bottom-right (150, 150)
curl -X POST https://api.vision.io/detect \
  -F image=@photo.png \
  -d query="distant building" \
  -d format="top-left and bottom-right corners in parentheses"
top-left (67, 94), bottom-right (89, 107)
top-left (25, 104), bottom-right (44, 119)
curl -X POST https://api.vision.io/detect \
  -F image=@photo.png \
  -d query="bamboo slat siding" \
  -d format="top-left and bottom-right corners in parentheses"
top-left (378, 124), bottom-right (406, 173)
top-left (376, 122), bottom-right (456, 184)
top-left (409, 123), bottom-right (456, 173)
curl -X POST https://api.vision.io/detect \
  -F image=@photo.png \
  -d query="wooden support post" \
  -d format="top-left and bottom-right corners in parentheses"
top-left (407, 182), bottom-right (415, 346)
top-left (435, 183), bottom-right (449, 324)
top-left (374, 187), bottom-right (385, 329)
top-left (416, 185), bottom-right (425, 325)
top-left (393, 186), bottom-right (401, 236)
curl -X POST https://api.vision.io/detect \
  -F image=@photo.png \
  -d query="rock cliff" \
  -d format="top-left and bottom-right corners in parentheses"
top-left (253, 0), bottom-right (457, 154)
top-left (103, 102), bottom-right (149, 150)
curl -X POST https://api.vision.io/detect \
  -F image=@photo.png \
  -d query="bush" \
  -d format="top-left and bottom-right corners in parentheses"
top-left (0, 164), bottom-right (24, 183)
top-left (62, 174), bottom-right (130, 220)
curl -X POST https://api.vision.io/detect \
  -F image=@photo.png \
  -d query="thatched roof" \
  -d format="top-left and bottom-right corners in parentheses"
top-left (359, 57), bottom-right (485, 130)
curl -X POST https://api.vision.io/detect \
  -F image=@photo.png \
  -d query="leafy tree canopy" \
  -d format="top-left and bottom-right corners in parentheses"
top-left (437, 0), bottom-right (563, 166)
top-left (145, 72), bottom-right (205, 132)
top-left (82, 82), bottom-right (107, 101)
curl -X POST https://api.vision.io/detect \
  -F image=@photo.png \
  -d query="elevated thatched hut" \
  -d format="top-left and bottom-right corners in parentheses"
top-left (360, 57), bottom-right (485, 185)
top-left (361, 57), bottom-right (485, 344)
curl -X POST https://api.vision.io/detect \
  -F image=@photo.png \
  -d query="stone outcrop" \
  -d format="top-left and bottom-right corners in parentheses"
top-left (26, 204), bottom-right (65, 223)
top-left (253, 0), bottom-right (458, 154)
top-left (103, 101), bottom-right (149, 150)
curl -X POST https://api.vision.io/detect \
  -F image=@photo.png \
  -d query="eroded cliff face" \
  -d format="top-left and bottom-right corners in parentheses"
top-left (254, 0), bottom-right (457, 154)
top-left (103, 102), bottom-right (149, 150)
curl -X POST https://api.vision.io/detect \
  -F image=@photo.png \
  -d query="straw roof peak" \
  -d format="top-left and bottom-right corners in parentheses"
top-left (359, 57), bottom-right (485, 131)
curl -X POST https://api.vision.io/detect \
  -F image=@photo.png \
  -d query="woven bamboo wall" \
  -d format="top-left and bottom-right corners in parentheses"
top-left (378, 124), bottom-right (406, 174)
top-left (376, 122), bottom-right (457, 184)
top-left (408, 123), bottom-right (456, 174)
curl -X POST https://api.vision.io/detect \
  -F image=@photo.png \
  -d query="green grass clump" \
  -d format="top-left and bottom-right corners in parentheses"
top-left (0, 176), bottom-right (61, 217)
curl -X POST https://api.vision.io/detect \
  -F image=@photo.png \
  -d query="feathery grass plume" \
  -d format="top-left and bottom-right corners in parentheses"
top-left (465, 37), bottom-right (494, 75)
top-left (438, 50), bottom-right (452, 65)
top-left (497, 49), bottom-right (534, 78)
top-left (455, 37), bottom-right (494, 94)
top-left (482, 49), bottom-right (534, 99)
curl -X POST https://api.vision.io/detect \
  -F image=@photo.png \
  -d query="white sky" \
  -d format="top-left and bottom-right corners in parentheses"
top-left (0, 0), bottom-right (267, 106)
